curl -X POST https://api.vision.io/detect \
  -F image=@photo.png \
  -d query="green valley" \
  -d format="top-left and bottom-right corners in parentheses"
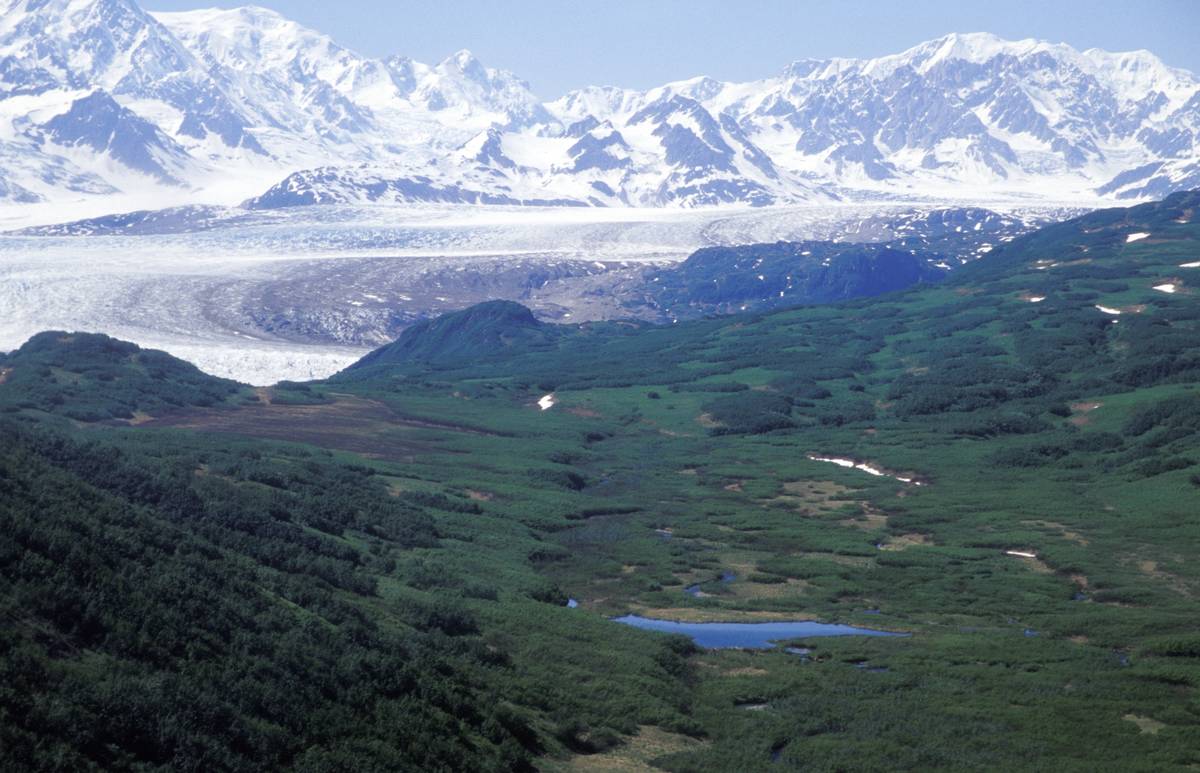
top-left (2, 192), bottom-right (1200, 771)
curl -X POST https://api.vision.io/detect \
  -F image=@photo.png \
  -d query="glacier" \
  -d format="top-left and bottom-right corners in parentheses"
top-left (0, 202), bottom-right (1077, 384)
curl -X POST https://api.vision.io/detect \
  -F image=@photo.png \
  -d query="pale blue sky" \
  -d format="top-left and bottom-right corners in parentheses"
top-left (143, 0), bottom-right (1200, 96)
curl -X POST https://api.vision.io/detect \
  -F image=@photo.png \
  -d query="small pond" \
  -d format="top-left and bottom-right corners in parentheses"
top-left (612, 615), bottom-right (908, 649)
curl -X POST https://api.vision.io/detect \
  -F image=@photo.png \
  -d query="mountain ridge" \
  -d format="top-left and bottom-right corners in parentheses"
top-left (1, 1), bottom-right (1198, 220)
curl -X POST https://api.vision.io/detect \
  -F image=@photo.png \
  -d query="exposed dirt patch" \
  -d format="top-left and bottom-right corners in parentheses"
top-left (1069, 635), bottom-right (1089, 645)
top-left (878, 533), bottom-right (932, 551)
top-left (795, 551), bottom-right (874, 568)
top-left (466, 489), bottom-right (494, 501)
top-left (731, 577), bottom-right (810, 600)
top-left (253, 386), bottom-right (274, 405)
top-left (1023, 520), bottom-right (1089, 546)
top-left (840, 504), bottom-right (889, 531)
top-left (695, 412), bottom-right (722, 429)
top-left (567, 725), bottom-right (709, 772)
top-left (678, 468), bottom-right (699, 476)
top-left (1068, 401), bottom-right (1102, 426)
top-left (782, 480), bottom-right (851, 497)
top-left (568, 406), bottom-right (602, 418)
top-left (137, 394), bottom-right (495, 462)
top-left (723, 480), bottom-right (744, 493)
top-left (764, 480), bottom-right (858, 515)
top-left (1123, 714), bottom-right (1166, 735)
top-left (1135, 559), bottom-right (1192, 596)
top-left (723, 667), bottom-right (769, 677)
top-left (1008, 552), bottom-right (1054, 574)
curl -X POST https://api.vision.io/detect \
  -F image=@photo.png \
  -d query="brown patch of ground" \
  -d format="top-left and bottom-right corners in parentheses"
top-left (1071, 574), bottom-right (1090, 589)
top-left (878, 533), bottom-right (932, 551)
top-left (840, 504), bottom-right (889, 531)
top-left (695, 413), bottom-right (722, 429)
top-left (1008, 552), bottom-right (1055, 574)
top-left (1068, 401), bottom-right (1102, 427)
top-left (723, 667), bottom-right (769, 677)
top-left (1135, 559), bottom-right (1192, 596)
top-left (466, 489), bottom-right (494, 501)
top-left (730, 577), bottom-right (810, 600)
top-left (1124, 714), bottom-right (1166, 735)
top-left (723, 480), bottom-right (744, 493)
top-left (1069, 635), bottom-right (1089, 645)
top-left (678, 468), bottom-right (698, 476)
top-left (137, 394), bottom-right (494, 462)
top-left (763, 480), bottom-right (858, 515)
top-left (1023, 520), bottom-right (1090, 546)
top-left (253, 386), bottom-right (274, 404)
top-left (565, 726), bottom-right (709, 772)
top-left (795, 551), bottom-right (874, 568)
top-left (622, 564), bottom-right (638, 574)
top-left (568, 406), bottom-right (602, 418)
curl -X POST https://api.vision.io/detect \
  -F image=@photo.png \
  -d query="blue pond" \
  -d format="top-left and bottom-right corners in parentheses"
top-left (612, 615), bottom-right (907, 649)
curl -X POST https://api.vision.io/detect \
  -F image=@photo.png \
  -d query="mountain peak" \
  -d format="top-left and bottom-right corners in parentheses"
top-left (439, 49), bottom-right (489, 81)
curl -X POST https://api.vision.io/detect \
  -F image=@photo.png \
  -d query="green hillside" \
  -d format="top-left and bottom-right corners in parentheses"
top-left (2, 192), bottom-right (1199, 771)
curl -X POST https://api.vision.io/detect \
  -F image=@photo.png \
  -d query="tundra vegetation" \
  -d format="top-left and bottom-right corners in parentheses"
top-left (2, 192), bottom-right (1200, 770)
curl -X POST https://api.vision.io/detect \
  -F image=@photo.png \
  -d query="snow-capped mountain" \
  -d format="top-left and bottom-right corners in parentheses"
top-left (1, 0), bottom-right (1197, 221)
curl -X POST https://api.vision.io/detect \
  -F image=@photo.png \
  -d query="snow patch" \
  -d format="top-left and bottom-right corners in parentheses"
top-left (1125, 232), bottom-right (1149, 243)
top-left (807, 454), bottom-right (923, 485)
top-left (537, 393), bottom-right (556, 411)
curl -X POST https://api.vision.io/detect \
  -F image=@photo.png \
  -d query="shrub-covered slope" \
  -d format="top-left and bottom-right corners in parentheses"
top-left (0, 331), bottom-right (247, 421)
top-left (2, 193), bottom-right (1200, 770)
top-left (640, 240), bottom-right (947, 318)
